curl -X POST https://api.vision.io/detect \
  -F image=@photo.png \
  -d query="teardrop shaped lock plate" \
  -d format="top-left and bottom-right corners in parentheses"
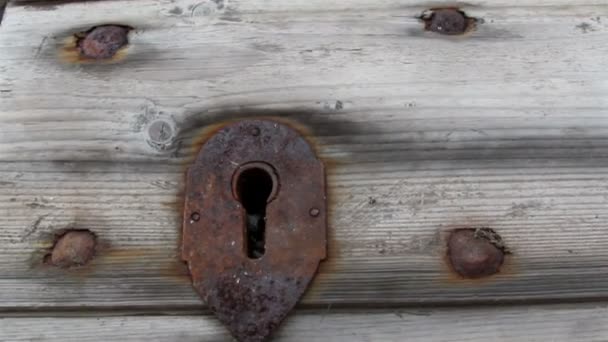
top-left (182, 119), bottom-right (327, 342)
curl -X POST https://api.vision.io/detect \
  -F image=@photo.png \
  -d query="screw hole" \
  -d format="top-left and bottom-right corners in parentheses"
top-left (190, 212), bottom-right (200, 222)
top-left (309, 208), bottom-right (320, 217)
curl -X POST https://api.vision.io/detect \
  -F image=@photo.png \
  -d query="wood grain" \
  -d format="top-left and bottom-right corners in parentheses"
top-left (1, 0), bottom-right (608, 310)
top-left (2, 304), bottom-right (608, 341)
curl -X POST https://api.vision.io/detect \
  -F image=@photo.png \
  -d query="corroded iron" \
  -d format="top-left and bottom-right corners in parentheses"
top-left (77, 25), bottom-right (130, 59)
top-left (447, 228), bottom-right (505, 279)
top-left (182, 119), bottom-right (327, 342)
top-left (48, 230), bottom-right (97, 268)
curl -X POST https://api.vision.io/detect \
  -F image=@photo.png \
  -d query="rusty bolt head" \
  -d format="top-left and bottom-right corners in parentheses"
top-left (447, 228), bottom-right (505, 278)
top-left (309, 208), bottom-right (320, 217)
top-left (78, 25), bottom-right (130, 59)
top-left (426, 9), bottom-right (469, 35)
top-left (50, 230), bottom-right (97, 268)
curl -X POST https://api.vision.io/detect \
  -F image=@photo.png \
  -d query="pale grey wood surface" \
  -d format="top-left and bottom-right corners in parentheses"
top-left (1, 0), bottom-right (608, 311)
top-left (2, 304), bottom-right (608, 341)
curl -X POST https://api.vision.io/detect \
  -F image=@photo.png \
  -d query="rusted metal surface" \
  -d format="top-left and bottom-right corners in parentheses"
top-left (424, 9), bottom-right (472, 35)
top-left (49, 230), bottom-right (97, 268)
top-left (447, 228), bottom-right (506, 279)
top-left (183, 119), bottom-right (327, 342)
top-left (77, 25), bottom-right (130, 59)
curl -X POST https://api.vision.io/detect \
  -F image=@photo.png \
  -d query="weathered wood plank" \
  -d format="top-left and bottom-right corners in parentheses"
top-left (2, 304), bottom-right (608, 341)
top-left (2, 161), bottom-right (608, 308)
top-left (1, 0), bottom-right (608, 162)
top-left (1, 0), bottom-right (608, 309)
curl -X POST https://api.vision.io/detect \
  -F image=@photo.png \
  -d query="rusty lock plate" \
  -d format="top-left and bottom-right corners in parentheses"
top-left (182, 119), bottom-right (327, 342)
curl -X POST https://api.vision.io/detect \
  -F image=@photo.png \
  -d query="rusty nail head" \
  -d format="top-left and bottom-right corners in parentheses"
top-left (49, 230), bottom-right (97, 268)
top-left (447, 228), bottom-right (505, 279)
top-left (77, 25), bottom-right (130, 59)
top-left (182, 119), bottom-right (327, 342)
top-left (426, 9), bottom-right (469, 35)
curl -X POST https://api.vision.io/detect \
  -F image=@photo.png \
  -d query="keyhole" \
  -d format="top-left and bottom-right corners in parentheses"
top-left (234, 163), bottom-right (278, 259)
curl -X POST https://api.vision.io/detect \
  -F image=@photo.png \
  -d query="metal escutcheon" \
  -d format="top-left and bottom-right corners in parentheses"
top-left (182, 119), bottom-right (327, 342)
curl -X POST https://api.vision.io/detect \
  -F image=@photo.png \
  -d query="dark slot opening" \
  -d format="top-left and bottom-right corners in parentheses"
top-left (235, 167), bottom-right (274, 259)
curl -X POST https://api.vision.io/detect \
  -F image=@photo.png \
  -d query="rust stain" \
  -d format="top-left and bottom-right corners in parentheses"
top-left (99, 247), bottom-right (159, 261)
top-left (161, 197), bottom-right (184, 212)
top-left (159, 259), bottom-right (191, 283)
